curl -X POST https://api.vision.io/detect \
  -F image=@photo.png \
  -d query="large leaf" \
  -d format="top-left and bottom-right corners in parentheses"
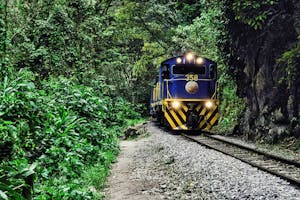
top-left (0, 190), bottom-right (8, 200)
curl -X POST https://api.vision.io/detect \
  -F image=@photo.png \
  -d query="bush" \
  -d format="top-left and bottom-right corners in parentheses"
top-left (0, 68), bottom-right (142, 199)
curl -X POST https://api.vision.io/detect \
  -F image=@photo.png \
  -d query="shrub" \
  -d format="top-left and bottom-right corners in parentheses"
top-left (0, 68), bottom-right (142, 199)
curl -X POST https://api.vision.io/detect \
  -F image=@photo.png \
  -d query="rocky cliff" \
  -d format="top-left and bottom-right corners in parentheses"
top-left (227, 0), bottom-right (300, 143)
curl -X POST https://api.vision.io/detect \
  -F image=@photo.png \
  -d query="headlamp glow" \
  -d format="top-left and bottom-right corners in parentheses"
top-left (176, 57), bottom-right (182, 64)
top-left (196, 57), bottom-right (204, 65)
top-left (171, 101), bottom-right (181, 109)
top-left (205, 101), bottom-right (214, 109)
top-left (186, 53), bottom-right (194, 62)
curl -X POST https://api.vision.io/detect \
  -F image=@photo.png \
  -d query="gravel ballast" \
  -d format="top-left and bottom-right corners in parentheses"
top-left (105, 122), bottom-right (300, 200)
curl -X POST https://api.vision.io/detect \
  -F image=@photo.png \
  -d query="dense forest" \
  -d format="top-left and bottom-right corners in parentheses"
top-left (0, 0), bottom-right (299, 199)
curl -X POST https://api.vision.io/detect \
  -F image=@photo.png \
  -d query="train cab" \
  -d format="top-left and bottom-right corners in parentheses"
top-left (150, 52), bottom-right (219, 131)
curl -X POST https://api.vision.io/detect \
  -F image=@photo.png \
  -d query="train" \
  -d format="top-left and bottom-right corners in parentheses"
top-left (150, 52), bottom-right (219, 131)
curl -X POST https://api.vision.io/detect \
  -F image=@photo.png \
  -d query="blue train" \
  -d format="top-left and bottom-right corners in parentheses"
top-left (150, 52), bottom-right (219, 130)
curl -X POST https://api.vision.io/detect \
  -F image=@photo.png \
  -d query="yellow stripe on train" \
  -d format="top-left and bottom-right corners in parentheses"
top-left (162, 99), bottom-right (219, 130)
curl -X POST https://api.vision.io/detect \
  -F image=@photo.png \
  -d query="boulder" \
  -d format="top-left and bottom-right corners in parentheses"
top-left (123, 122), bottom-right (148, 139)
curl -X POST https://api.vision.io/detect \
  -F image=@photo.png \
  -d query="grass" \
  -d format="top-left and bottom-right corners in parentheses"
top-left (125, 118), bottom-right (146, 126)
top-left (80, 119), bottom-right (147, 199)
top-left (81, 151), bottom-right (117, 199)
top-left (254, 138), bottom-right (300, 161)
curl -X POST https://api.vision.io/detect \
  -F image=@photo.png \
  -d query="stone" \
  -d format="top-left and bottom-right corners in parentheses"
top-left (123, 122), bottom-right (148, 139)
top-left (266, 128), bottom-right (279, 144)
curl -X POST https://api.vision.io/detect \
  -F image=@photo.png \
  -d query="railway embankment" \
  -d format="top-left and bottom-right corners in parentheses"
top-left (104, 122), bottom-right (300, 200)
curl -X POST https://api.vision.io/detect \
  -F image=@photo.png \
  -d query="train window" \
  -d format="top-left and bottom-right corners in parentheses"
top-left (173, 64), bottom-right (206, 75)
top-left (161, 64), bottom-right (170, 79)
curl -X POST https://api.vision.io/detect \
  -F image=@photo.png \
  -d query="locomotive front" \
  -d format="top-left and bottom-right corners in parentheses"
top-left (150, 52), bottom-right (219, 131)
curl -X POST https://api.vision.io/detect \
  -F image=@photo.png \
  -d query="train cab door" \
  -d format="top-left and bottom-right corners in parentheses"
top-left (160, 64), bottom-right (170, 99)
top-left (209, 63), bottom-right (218, 99)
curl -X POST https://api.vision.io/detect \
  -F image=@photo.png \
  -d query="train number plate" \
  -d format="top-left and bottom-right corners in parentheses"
top-left (186, 74), bottom-right (198, 81)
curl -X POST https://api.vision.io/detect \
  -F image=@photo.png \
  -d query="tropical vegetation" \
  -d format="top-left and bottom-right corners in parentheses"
top-left (0, 0), bottom-right (245, 199)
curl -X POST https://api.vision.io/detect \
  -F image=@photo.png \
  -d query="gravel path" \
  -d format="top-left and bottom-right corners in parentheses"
top-left (105, 122), bottom-right (300, 200)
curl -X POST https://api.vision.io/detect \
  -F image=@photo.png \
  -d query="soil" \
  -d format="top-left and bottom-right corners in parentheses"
top-left (104, 138), bottom-right (162, 200)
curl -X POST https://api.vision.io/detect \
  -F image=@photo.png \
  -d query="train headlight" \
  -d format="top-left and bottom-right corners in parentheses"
top-left (176, 57), bottom-right (182, 64)
top-left (171, 101), bottom-right (181, 110)
top-left (185, 81), bottom-right (198, 94)
top-left (186, 53), bottom-right (194, 62)
top-left (205, 101), bottom-right (214, 109)
top-left (196, 57), bottom-right (204, 65)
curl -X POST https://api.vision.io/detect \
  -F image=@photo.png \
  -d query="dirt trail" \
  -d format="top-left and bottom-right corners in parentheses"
top-left (104, 137), bottom-right (162, 200)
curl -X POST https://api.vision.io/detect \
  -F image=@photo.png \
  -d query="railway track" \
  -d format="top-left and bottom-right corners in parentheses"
top-left (181, 133), bottom-right (300, 187)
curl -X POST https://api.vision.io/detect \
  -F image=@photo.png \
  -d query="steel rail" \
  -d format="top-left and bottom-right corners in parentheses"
top-left (206, 134), bottom-right (300, 168)
top-left (181, 133), bottom-right (300, 187)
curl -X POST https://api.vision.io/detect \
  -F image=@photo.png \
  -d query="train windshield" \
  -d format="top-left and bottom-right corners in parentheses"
top-left (173, 64), bottom-right (206, 75)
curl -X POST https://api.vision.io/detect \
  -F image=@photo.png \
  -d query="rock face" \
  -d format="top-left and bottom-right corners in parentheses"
top-left (227, 0), bottom-right (300, 142)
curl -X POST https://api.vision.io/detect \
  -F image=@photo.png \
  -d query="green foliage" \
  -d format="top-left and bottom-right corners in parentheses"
top-left (215, 75), bottom-right (246, 133)
top-left (173, 3), bottom-right (226, 64)
top-left (0, 160), bottom-right (36, 200)
top-left (1, 1), bottom-right (145, 197)
top-left (277, 37), bottom-right (300, 88)
top-left (0, 68), bottom-right (141, 199)
top-left (126, 119), bottom-right (146, 127)
top-left (82, 151), bottom-right (115, 191)
top-left (108, 0), bottom-right (174, 103)
top-left (7, 0), bottom-right (111, 79)
top-left (232, 0), bottom-right (278, 30)
top-left (0, 0), bottom-right (9, 77)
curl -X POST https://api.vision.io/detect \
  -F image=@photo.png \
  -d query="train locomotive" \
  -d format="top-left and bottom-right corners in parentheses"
top-left (150, 52), bottom-right (219, 131)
